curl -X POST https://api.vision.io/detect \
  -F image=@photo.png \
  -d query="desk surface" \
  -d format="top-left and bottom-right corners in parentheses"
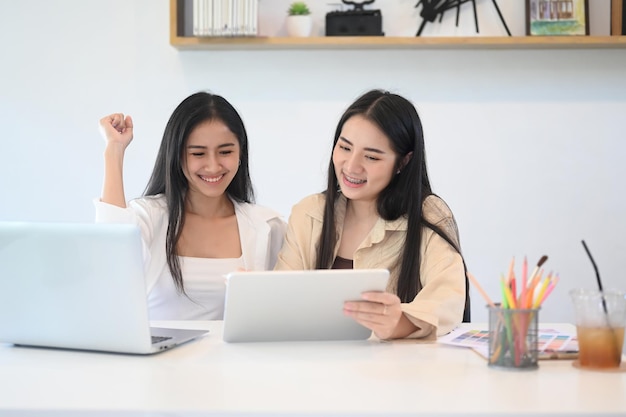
top-left (0, 321), bottom-right (624, 416)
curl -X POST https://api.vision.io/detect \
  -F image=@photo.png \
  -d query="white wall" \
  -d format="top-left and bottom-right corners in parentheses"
top-left (1, 0), bottom-right (625, 324)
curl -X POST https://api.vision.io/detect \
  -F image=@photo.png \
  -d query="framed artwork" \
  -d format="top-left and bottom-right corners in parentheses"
top-left (526, 0), bottom-right (589, 36)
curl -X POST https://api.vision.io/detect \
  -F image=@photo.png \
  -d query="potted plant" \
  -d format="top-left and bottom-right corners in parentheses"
top-left (286, 2), bottom-right (312, 37)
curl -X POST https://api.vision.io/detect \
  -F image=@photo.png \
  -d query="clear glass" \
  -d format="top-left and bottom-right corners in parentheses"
top-left (488, 305), bottom-right (539, 370)
top-left (570, 288), bottom-right (626, 369)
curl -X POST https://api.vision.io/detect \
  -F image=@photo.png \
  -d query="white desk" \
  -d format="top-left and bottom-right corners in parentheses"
top-left (0, 322), bottom-right (624, 416)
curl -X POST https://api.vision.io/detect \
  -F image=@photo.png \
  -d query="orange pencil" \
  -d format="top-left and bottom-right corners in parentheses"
top-left (525, 269), bottom-right (543, 308)
top-left (467, 271), bottom-right (496, 308)
top-left (510, 275), bottom-right (517, 306)
top-left (507, 257), bottom-right (515, 282)
top-left (507, 257), bottom-right (517, 306)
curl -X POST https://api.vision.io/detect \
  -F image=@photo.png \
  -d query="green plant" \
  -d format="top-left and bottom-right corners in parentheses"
top-left (287, 1), bottom-right (311, 16)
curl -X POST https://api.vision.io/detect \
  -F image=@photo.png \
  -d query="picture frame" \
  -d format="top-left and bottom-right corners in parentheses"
top-left (526, 0), bottom-right (589, 36)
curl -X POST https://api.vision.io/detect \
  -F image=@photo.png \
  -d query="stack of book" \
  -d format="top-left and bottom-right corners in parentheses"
top-left (192, 0), bottom-right (259, 37)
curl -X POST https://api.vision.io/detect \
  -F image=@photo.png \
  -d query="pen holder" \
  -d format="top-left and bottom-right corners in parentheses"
top-left (488, 304), bottom-right (539, 370)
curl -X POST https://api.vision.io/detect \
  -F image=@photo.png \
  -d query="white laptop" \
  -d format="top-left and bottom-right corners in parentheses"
top-left (222, 269), bottom-right (390, 342)
top-left (0, 221), bottom-right (208, 354)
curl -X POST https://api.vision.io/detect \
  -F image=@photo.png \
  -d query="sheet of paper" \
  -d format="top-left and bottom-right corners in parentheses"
top-left (438, 326), bottom-right (578, 360)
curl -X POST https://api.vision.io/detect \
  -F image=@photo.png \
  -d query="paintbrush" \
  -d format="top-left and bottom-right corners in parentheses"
top-left (526, 255), bottom-right (548, 289)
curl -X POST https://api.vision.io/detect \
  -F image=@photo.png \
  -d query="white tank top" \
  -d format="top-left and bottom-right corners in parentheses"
top-left (147, 256), bottom-right (244, 320)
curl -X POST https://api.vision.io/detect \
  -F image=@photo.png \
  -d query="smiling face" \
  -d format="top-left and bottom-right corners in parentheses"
top-left (332, 115), bottom-right (399, 205)
top-left (182, 119), bottom-right (241, 201)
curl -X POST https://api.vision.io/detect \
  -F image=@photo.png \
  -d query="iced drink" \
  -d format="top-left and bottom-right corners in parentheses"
top-left (570, 288), bottom-right (626, 370)
top-left (576, 325), bottom-right (625, 368)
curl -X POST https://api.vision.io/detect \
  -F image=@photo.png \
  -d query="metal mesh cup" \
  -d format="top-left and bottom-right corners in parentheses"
top-left (488, 304), bottom-right (539, 370)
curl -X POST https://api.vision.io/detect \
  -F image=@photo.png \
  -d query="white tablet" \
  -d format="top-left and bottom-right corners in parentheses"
top-left (222, 269), bottom-right (390, 343)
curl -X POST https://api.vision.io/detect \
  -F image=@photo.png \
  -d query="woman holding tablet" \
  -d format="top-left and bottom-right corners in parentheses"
top-left (275, 89), bottom-right (468, 340)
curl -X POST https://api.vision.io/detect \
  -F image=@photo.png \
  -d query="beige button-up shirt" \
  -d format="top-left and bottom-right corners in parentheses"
top-left (275, 192), bottom-right (465, 339)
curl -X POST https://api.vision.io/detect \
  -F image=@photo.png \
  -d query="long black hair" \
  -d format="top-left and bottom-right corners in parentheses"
top-left (316, 89), bottom-right (469, 320)
top-left (143, 92), bottom-right (254, 293)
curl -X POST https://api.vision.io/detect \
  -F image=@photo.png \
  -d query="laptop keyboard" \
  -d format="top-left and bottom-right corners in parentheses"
top-left (151, 335), bottom-right (172, 344)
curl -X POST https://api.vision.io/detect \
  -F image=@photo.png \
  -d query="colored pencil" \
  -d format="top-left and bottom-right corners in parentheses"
top-left (467, 271), bottom-right (496, 308)
top-left (537, 275), bottom-right (559, 306)
top-left (520, 256), bottom-right (527, 312)
top-left (501, 276), bottom-right (517, 309)
top-left (532, 273), bottom-right (552, 309)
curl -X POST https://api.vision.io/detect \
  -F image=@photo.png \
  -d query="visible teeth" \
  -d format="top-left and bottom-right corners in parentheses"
top-left (200, 175), bottom-right (223, 183)
top-left (345, 174), bottom-right (365, 184)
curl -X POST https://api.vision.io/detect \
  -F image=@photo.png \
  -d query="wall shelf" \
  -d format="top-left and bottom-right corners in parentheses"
top-left (170, 0), bottom-right (626, 50)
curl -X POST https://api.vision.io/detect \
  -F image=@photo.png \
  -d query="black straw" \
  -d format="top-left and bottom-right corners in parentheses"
top-left (581, 240), bottom-right (608, 314)
top-left (581, 240), bottom-right (620, 360)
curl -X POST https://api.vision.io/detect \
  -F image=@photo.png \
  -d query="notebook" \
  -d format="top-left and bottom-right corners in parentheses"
top-left (0, 221), bottom-right (208, 354)
top-left (222, 269), bottom-right (390, 342)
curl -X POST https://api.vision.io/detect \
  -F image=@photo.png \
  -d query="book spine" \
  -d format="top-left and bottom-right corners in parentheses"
top-left (612, 0), bottom-right (625, 35)
top-left (192, 0), bottom-right (199, 36)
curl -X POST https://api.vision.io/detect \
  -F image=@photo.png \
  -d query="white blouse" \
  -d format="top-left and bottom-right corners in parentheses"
top-left (148, 256), bottom-right (244, 320)
top-left (94, 195), bottom-right (287, 321)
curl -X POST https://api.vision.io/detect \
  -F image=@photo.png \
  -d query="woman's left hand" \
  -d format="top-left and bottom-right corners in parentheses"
top-left (343, 292), bottom-right (405, 340)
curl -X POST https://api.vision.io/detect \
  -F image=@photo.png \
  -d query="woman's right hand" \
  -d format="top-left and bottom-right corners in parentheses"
top-left (99, 113), bottom-right (133, 149)
top-left (99, 113), bottom-right (134, 208)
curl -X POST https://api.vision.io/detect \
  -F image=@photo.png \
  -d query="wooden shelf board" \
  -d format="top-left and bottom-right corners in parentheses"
top-left (169, 35), bottom-right (626, 50)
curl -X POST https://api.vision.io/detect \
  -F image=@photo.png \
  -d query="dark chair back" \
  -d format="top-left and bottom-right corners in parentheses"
top-left (462, 261), bottom-right (471, 322)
